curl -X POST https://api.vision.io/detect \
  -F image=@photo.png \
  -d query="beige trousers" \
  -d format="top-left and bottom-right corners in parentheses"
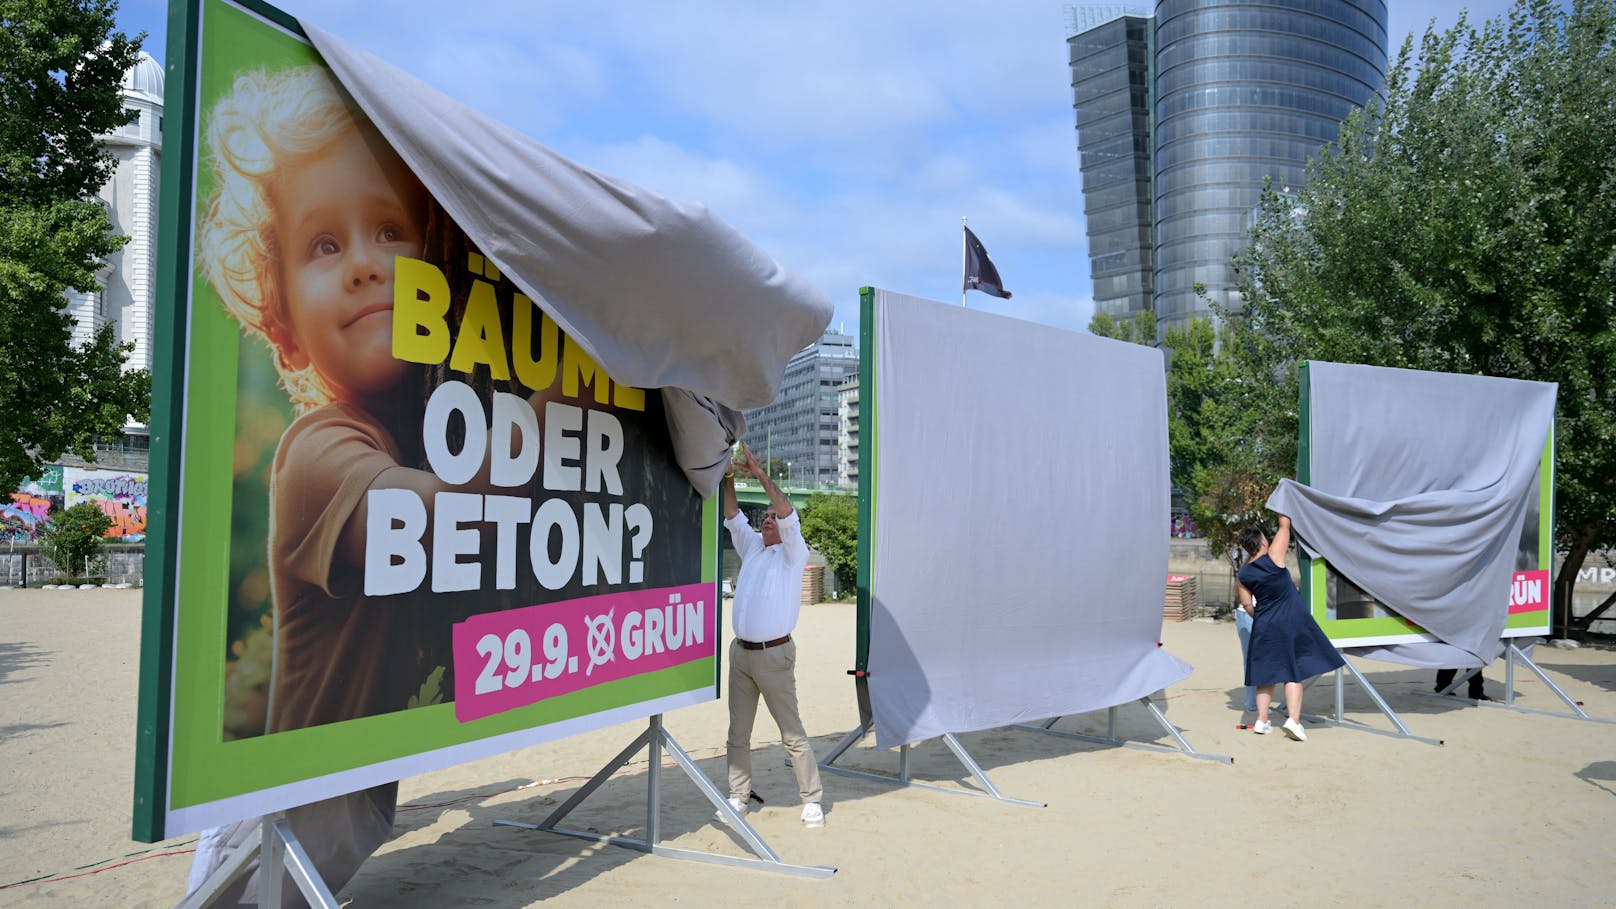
top-left (726, 638), bottom-right (823, 805)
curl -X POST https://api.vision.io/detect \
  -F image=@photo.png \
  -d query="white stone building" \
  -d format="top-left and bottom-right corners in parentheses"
top-left (62, 51), bottom-right (163, 434)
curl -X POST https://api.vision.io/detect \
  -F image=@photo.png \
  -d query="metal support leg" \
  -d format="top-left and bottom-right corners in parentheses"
top-left (177, 813), bottom-right (338, 909)
top-left (1506, 647), bottom-right (1516, 707)
top-left (818, 719), bottom-right (871, 767)
top-left (1484, 643), bottom-right (1616, 724)
top-left (1301, 655), bottom-right (1443, 746)
top-left (1407, 643), bottom-right (1615, 724)
top-left (259, 817), bottom-right (282, 909)
top-left (1016, 697), bottom-right (1233, 765)
top-left (818, 721), bottom-right (1042, 806)
top-left (176, 826), bottom-right (260, 909)
top-left (646, 715), bottom-right (662, 846)
top-left (496, 715), bottom-right (834, 879)
top-left (272, 818), bottom-right (340, 909)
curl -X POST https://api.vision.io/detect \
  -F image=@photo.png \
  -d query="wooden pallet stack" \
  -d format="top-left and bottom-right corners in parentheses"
top-left (1164, 574), bottom-right (1198, 622)
top-left (801, 565), bottom-right (825, 606)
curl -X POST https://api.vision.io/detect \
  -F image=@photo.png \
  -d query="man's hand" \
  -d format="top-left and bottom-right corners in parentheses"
top-left (739, 442), bottom-right (765, 479)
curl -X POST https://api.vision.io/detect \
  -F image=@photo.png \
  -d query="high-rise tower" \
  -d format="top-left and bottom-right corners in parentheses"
top-left (1068, 2), bottom-right (1388, 334)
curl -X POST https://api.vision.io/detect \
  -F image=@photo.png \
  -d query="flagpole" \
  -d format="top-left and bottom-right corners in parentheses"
top-left (961, 216), bottom-right (968, 308)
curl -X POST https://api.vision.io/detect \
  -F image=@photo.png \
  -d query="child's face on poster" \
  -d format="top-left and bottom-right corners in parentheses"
top-left (274, 125), bottom-right (426, 403)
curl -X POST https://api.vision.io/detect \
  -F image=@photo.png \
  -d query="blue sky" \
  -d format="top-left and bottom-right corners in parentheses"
top-left (115, 0), bottom-right (1518, 338)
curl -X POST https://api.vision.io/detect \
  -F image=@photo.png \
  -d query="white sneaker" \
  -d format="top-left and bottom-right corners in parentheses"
top-left (1282, 719), bottom-right (1308, 742)
top-left (1251, 720), bottom-right (1272, 734)
top-left (801, 802), bottom-right (824, 827)
top-left (715, 796), bottom-right (748, 823)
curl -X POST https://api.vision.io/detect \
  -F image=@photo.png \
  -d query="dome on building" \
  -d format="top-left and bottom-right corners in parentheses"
top-left (121, 51), bottom-right (164, 102)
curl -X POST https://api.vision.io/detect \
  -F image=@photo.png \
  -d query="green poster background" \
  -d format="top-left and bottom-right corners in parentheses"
top-left (134, 0), bottom-right (718, 841)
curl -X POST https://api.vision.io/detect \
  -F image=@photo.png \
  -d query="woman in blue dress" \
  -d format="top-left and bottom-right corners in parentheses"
top-left (1235, 513), bottom-right (1345, 741)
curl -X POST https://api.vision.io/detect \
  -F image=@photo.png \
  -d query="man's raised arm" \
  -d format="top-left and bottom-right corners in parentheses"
top-left (740, 443), bottom-right (793, 519)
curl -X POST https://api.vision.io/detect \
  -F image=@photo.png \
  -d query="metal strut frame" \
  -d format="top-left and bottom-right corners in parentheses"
top-left (818, 722), bottom-right (1044, 808)
top-left (494, 715), bottom-right (835, 879)
top-left (177, 814), bottom-right (340, 909)
top-left (1016, 697), bottom-right (1234, 765)
top-left (1415, 642), bottom-right (1616, 725)
top-left (1302, 654), bottom-right (1444, 747)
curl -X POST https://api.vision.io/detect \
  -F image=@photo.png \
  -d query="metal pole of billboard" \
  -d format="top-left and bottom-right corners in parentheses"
top-left (1413, 643), bottom-right (1616, 724)
top-left (1298, 654), bottom-right (1443, 747)
top-left (1017, 696), bottom-right (1234, 764)
top-left (176, 814), bottom-right (339, 909)
top-left (494, 715), bottom-right (835, 879)
top-left (818, 719), bottom-right (1045, 807)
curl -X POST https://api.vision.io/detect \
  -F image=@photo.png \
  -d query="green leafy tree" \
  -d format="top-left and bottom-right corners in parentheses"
top-left (41, 500), bottom-right (112, 579)
top-left (1232, 0), bottom-right (1616, 634)
top-left (0, 1), bottom-right (150, 492)
top-left (798, 492), bottom-right (857, 594)
top-left (1087, 309), bottom-right (1157, 345)
top-left (1159, 317), bottom-right (1287, 567)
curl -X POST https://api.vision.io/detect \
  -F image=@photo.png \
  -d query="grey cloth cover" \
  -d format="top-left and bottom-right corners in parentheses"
top-left (1267, 361), bottom-right (1556, 662)
top-left (659, 389), bottom-right (747, 496)
top-left (1347, 637), bottom-right (1535, 670)
top-left (1347, 639), bottom-right (1505, 670)
top-left (304, 25), bottom-right (830, 497)
top-left (866, 289), bottom-right (1192, 750)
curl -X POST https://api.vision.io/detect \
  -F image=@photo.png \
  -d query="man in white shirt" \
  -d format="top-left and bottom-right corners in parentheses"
top-left (721, 442), bottom-right (825, 827)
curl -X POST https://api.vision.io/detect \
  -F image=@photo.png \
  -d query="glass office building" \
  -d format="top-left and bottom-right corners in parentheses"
top-left (1069, 14), bottom-right (1155, 319)
top-left (1069, 1), bottom-right (1388, 333)
top-left (742, 331), bottom-right (859, 488)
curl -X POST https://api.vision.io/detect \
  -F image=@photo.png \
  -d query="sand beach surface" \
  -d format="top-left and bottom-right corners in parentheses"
top-left (4, 586), bottom-right (1615, 907)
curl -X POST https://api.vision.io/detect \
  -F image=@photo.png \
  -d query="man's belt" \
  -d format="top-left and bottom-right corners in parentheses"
top-left (737, 635), bottom-right (791, 651)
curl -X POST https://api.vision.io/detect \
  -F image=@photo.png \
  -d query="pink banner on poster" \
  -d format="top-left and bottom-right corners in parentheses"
top-left (452, 583), bottom-right (715, 723)
top-left (1507, 569), bottom-right (1550, 614)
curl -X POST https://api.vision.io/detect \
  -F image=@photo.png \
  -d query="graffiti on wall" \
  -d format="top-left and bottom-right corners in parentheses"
top-left (3, 493), bottom-right (56, 542)
top-left (64, 467), bottom-right (149, 541)
top-left (3, 467), bottom-right (65, 542)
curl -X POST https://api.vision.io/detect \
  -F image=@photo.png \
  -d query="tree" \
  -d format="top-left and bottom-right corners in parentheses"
top-left (0, 1), bottom-right (150, 492)
top-left (1158, 317), bottom-right (1289, 568)
top-left (1233, 0), bottom-right (1616, 635)
top-left (1087, 309), bottom-right (1157, 345)
top-left (40, 500), bottom-right (112, 580)
top-left (797, 492), bottom-right (856, 594)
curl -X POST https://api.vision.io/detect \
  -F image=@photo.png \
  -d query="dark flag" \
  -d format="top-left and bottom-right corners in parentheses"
top-left (962, 226), bottom-right (1012, 299)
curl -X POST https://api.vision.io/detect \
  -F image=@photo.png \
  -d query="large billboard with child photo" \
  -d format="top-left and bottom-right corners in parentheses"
top-left (134, 0), bottom-right (720, 841)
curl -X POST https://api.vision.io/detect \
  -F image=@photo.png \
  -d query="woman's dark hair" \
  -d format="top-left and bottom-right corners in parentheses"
top-left (1237, 526), bottom-right (1266, 558)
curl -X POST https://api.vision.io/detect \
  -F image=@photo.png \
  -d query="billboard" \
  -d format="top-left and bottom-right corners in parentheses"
top-left (134, 0), bottom-right (718, 841)
top-left (856, 288), bottom-right (1191, 749)
top-left (1298, 361), bottom-right (1554, 648)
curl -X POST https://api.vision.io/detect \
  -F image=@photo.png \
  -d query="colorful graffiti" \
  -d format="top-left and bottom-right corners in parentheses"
top-left (3, 467), bottom-right (64, 542)
top-left (4, 466), bottom-right (149, 543)
top-left (65, 467), bottom-right (149, 542)
top-left (3, 493), bottom-right (55, 542)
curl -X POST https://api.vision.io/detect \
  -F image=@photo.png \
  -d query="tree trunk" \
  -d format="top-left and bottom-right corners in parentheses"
top-left (1553, 526), bottom-right (1595, 639)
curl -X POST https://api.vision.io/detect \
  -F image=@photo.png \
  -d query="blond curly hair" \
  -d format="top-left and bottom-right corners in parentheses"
top-left (196, 65), bottom-right (373, 412)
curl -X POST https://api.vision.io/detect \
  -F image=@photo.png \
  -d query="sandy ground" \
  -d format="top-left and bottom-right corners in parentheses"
top-left (4, 587), bottom-right (1616, 908)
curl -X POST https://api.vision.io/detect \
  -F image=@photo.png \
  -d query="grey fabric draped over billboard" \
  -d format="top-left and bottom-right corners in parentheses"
top-left (1268, 361), bottom-right (1556, 663)
top-left (865, 289), bottom-right (1191, 750)
top-left (305, 25), bottom-right (832, 496)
